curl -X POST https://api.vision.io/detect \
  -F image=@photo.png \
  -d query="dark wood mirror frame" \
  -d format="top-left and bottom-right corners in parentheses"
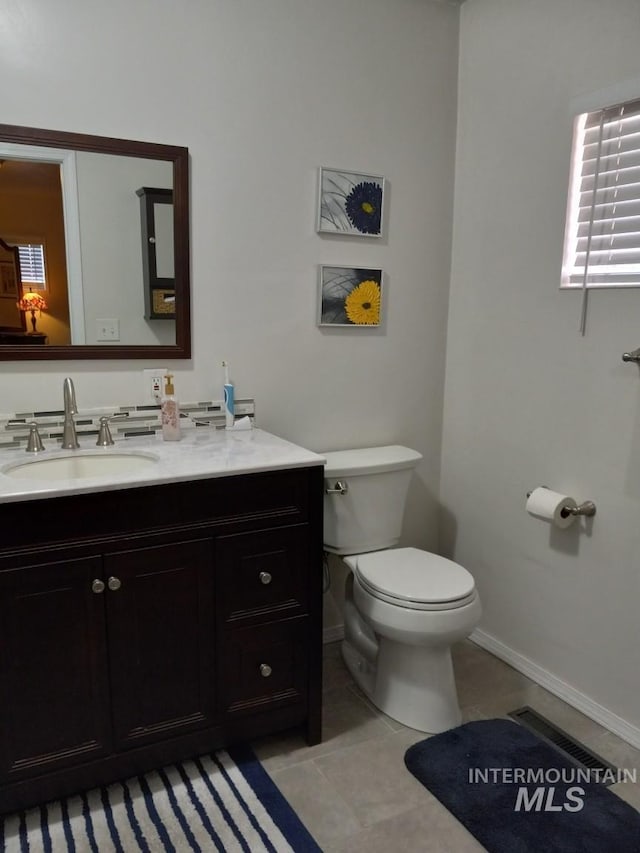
top-left (0, 123), bottom-right (190, 361)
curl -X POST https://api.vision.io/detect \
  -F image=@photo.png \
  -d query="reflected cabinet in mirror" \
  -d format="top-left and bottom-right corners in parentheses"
top-left (0, 124), bottom-right (190, 360)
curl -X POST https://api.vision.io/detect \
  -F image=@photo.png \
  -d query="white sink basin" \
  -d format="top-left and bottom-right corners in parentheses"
top-left (4, 451), bottom-right (160, 481)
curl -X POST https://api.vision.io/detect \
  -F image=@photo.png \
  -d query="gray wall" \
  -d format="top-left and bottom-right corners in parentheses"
top-left (443, 0), bottom-right (640, 741)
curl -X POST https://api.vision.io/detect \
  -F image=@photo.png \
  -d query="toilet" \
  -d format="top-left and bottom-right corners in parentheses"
top-left (322, 445), bottom-right (481, 733)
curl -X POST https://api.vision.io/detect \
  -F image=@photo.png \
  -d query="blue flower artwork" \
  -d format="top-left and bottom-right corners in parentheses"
top-left (317, 168), bottom-right (385, 237)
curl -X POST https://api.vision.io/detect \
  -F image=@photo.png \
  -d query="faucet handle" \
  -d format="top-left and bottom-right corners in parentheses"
top-left (26, 421), bottom-right (45, 453)
top-left (96, 413), bottom-right (128, 447)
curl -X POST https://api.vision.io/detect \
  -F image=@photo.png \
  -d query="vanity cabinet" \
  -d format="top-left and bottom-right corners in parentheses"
top-left (0, 465), bottom-right (323, 814)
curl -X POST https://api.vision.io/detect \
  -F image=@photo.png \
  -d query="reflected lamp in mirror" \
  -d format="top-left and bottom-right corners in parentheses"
top-left (17, 289), bottom-right (48, 335)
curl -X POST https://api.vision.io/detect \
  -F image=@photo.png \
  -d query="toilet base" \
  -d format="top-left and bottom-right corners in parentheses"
top-left (342, 635), bottom-right (462, 733)
top-left (342, 637), bottom-right (376, 698)
top-left (341, 571), bottom-right (477, 733)
top-left (375, 637), bottom-right (461, 732)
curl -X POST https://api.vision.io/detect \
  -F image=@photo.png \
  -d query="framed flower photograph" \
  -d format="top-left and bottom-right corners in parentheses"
top-left (318, 265), bottom-right (383, 327)
top-left (317, 167), bottom-right (385, 237)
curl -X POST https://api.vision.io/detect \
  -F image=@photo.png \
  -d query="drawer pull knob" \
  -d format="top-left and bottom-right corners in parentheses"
top-left (259, 663), bottom-right (272, 678)
top-left (107, 576), bottom-right (122, 591)
top-left (259, 571), bottom-right (272, 585)
top-left (92, 579), bottom-right (105, 594)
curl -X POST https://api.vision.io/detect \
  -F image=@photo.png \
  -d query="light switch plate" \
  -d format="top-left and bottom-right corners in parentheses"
top-left (96, 318), bottom-right (120, 341)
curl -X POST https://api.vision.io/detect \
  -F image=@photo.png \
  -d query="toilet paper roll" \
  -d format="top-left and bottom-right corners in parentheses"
top-left (526, 487), bottom-right (577, 529)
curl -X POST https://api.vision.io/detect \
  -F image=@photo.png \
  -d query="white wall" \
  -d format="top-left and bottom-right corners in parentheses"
top-left (76, 153), bottom-right (174, 346)
top-left (0, 0), bottom-right (460, 633)
top-left (443, 0), bottom-right (640, 738)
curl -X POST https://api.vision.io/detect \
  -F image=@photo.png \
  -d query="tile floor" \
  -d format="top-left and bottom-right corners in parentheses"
top-left (252, 640), bottom-right (640, 852)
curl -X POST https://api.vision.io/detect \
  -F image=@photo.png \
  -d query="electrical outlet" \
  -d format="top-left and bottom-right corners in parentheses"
top-left (143, 367), bottom-right (168, 401)
top-left (96, 318), bottom-right (120, 341)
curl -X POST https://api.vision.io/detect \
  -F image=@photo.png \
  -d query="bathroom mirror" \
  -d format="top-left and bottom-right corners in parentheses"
top-left (0, 123), bottom-right (190, 360)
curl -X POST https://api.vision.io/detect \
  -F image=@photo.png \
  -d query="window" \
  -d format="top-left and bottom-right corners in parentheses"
top-left (562, 96), bottom-right (640, 289)
top-left (17, 243), bottom-right (46, 290)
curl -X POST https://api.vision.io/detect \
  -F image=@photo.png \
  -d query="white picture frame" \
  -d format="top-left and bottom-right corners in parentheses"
top-left (316, 167), bottom-right (385, 237)
top-left (317, 265), bottom-right (383, 327)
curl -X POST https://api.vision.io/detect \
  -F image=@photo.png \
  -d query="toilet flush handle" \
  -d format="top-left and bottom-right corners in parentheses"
top-left (325, 480), bottom-right (349, 496)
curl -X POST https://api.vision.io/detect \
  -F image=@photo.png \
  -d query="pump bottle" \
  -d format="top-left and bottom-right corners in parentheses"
top-left (161, 373), bottom-right (181, 441)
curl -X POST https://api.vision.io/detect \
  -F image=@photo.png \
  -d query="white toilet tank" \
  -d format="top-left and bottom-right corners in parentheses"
top-left (322, 446), bottom-right (423, 555)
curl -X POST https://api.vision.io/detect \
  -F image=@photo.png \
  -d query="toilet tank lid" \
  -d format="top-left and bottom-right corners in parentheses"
top-left (323, 445), bottom-right (422, 477)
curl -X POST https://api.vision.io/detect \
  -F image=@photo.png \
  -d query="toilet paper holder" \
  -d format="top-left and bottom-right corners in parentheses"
top-left (526, 489), bottom-right (596, 517)
top-left (622, 347), bottom-right (640, 363)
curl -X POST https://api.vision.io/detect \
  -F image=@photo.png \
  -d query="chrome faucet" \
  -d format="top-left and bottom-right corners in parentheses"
top-left (61, 377), bottom-right (80, 449)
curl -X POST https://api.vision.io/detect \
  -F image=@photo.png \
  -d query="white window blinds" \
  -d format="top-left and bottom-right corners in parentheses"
top-left (562, 96), bottom-right (640, 288)
top-left (18, 243), bottom-right (46, 288)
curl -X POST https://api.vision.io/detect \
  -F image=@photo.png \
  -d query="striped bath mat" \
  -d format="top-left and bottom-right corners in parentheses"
top-left (1, 744), bottom-right (320, 852)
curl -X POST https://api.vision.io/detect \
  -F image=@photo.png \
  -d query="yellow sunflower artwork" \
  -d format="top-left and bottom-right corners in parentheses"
top-left (345, 279), bottom-right (381, 325)
top-left (319, 266), bottom-right (383, 327)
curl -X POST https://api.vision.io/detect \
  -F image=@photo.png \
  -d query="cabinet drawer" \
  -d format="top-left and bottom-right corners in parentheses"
top-left (216, 525), bottom-right (309, 625)
top-left (217, 618), bottom-right (307, 714)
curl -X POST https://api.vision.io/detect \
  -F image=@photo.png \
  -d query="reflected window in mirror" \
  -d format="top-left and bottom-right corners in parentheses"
top-left (18, 243), bottom-right (47, 289)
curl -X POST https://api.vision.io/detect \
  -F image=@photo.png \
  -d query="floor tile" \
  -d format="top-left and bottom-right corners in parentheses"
top-left (322, 795), bottom-right (485, 852)
top-left (313, 728), bottom-right (429, 828)
top-left (270, 760), bottom-right (363, 848)
top-left (252, 685), bottom-right (390, 772)
top-left (454, 646), bottom-right (533, 707)
top-left (611, 781), bottom-right (640, 811)
top-left (586, 730), bottom-right (640, 770)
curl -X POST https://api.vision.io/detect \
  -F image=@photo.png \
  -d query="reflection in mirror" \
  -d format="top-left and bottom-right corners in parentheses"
top-left (137, 187), bottom-right (175, 321)
top-left (0, 237), bottom-right (26, 341)
top-left (2, 156), bottom-right (71, 345)
top-left (0, 124), bottom-right (190, 361)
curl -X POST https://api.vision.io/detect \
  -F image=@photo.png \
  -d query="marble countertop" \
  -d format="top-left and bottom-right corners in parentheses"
top-left (0, 428), bottom-right (326, 504)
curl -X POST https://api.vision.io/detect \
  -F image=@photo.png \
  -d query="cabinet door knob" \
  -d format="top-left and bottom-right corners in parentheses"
top-left (92, 578), bottom-right (105, 594)
top-left (107, 576), bottom-right (122, 591)
top-left (259, 571), bottom-right (272, 585)
top-left (259, 663), bottom-right (272, 678)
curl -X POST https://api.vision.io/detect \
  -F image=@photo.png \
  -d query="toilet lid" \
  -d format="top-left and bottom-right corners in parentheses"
top-left (354, 547), bottom-right (476, 609)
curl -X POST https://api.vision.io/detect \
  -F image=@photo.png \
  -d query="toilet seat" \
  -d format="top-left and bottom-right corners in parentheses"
top-left (353, 547), bottom-right (476, 611)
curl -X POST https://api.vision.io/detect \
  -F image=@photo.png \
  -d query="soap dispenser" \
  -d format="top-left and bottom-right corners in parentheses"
top-left (161, 373), bottom-right (181, 441)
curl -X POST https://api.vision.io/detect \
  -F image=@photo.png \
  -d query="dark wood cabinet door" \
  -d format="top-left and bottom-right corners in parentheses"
top-left (104, 539), bottom-right (215, 750)
top-left (216, 524), bottom-right (310, 626)
top-left (0, 556), bottom-right (111, 784)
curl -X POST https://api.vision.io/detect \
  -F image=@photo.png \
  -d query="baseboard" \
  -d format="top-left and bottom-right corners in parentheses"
top-left (323, 625), bottom-right (344, 645)
top-left (470, 628), bottom-right (640, 751)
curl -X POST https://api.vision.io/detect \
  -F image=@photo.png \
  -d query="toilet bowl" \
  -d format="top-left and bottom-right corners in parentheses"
top-left (322, 446), bottom-right (482, 733)
top-left (344, 548), bottom-right (480, 732)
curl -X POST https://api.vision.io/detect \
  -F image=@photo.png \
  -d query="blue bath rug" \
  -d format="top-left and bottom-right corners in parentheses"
top-left (405, 718), bottom-right (640, 853)
top-left (0, 743), bottom-right (321, 852)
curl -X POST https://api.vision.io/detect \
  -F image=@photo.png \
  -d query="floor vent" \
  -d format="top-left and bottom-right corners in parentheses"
top-left (508, 706), bottom-right (617, 785)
